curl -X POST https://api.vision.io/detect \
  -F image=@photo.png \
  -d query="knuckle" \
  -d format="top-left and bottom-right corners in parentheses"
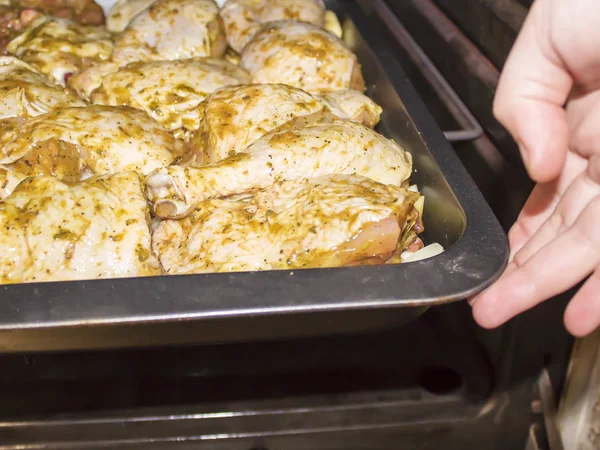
top-left (586, 155), bottom-right (600, 185)
top-left (492, 95), bottom-right (509, 126)
top-left (575, 197), bottom-right (600, 255)
top-left (508, 221), bottom-right (527, 247)
top-left (547, 209), bottom-right (566, 233)
top-left (512, 248), bottom-right (528, 268)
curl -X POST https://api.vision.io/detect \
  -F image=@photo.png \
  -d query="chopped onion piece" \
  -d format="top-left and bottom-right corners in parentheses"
top-left (325, 10), bottom-right (343, 38)
top-left (414, 195), bottom-right (424, 216)
top-left (401, 243), bottom-right (444, 263)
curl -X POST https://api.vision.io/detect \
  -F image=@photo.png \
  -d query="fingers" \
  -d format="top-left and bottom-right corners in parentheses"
top-left (508, 151), bottom-right (587, 256)
top-left (564, 269), bottom-right (600, 337)
top-left (508, 182), bottom-right (561, 256)
top-left (512, 167), bottom-right (600, 265)
top-left (493, 0), bottom-right (572, 183)
top-left (472, 196), bottom-right (600, 329)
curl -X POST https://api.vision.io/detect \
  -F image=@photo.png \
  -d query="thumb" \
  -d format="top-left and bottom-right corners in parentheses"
top-left (493, 0), bottom-right (572, 183)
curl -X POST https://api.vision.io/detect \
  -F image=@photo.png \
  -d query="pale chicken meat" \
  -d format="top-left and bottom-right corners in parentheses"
top-left (153, 174), bottom-right (422, 273)
top-left (105, 0), bottom-right (155, 33)
top-left (65, 60), bottom-right (119, 99)
top-left (0, 171), bottom-right (161, 283)
top-left (240, 20), bottom-right (364, 92)
top-left (146, 119), bottom-right (412, 219)
top-left (316, 90), bottom-right (383, 128)
top-left (6, 16), bottom-right (113, 86)
top-left (79, 58), bottom-right (251, 139)
top-left (112, 0), bottom-right (227, 64)
top-left (0, 0), bottom-right (104, 55)
top-left (193, 83), bottom-right (382, 164)
top-left (0, 56), bottom-right (84, 119)
top-left (220, 0), bottom-right (326, 53)
top-left (0, 106), bottom-right (182, 197)
top-left (0, 165), bottom-right (27, 199)
top-left (12, 0), bottom-right (105, 25)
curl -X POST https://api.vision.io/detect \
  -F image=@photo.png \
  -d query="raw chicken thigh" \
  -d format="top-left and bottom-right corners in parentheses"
top-left (15, 0), bottom-right (105, 25)
top-left (0, 106), bottom-right (182, 196)
top-left (153, 174), bottom-right (422, 273)
top-left (240, 20), bottom-right (364, 92)
top-left (7, 16), bottom-right (113, 86)
top-left (0, 166), bottom-right (27, 200)
top-left (193, 83), bottom-right (382, 163)
top-left (0, 0), bottom-right (105, 54)
top-left (316, 90), bottom-right (383, 128)
top-left (84, 58), bottom-right (251, 139)
top-left (112, 0), bottom-right (227, 64)
top-left (0, 172), bottom-right (161, 284)
top-left (105, 0), bottom-right (155, 32)
top-left (0, 56), bottom-right (84, 119)
top-left (220, 0), bottom-right (326, 53)
top-left (146, 119), bottom-right (412, 218)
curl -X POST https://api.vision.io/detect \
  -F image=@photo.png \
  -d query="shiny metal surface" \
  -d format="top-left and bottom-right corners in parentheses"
top-left (373, 0), bottom-right (483, 143)
top-left (0, 0), bottom-right (508, 352)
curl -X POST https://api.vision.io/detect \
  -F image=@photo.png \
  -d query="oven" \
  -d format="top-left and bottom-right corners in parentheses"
top-left (0, 1), bottom-right (575, 449)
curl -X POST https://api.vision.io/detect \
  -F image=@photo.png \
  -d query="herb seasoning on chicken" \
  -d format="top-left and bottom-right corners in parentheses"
top-left (153, 174), bottom-right (422, 273)
top-left (0, 172), bottom-right (161, 283)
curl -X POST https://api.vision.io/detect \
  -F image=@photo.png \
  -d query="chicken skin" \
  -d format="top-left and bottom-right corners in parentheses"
top-left (81, 58), bottom-right (251, 139)
top-left (0, 56), bottom-right (84, 119)
top-left (0, 171), bottom-right (161, 284)
top-left (146, 119), bottom-right (412, 219)
top-left (6, 16), bottom-right (113, 86)
top-left (240, 20), bottom-right (364, 92)
top-left (193, 83), bottom-right (382, 164)
top-left (220, 0), bottom-right (326, 53)
top-left (105, 0), bottom-right (155, 33)
top-left (15, 0), bottom-right (105, 25)
top-left (112, 0), bottom-right (227, 64)
top-left (0, 0), bottom-right (104, 55)
top-left (153, 174), bottom-right (422, 273)
top-left (0, 165), bottom-right (27, 199)
top-left (0, 106), bottom-right (182, 196)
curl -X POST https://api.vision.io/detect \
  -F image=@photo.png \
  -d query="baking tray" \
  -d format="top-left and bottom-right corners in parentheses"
top-left (0, 0), bottom-right (508, 352)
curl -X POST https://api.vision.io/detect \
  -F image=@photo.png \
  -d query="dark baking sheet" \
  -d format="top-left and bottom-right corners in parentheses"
top-left (0, 0), bottom-right (508, 352)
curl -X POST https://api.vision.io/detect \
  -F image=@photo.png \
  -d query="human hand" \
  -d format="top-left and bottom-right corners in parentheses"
top-left (470, 0), bottom-right (600, 336)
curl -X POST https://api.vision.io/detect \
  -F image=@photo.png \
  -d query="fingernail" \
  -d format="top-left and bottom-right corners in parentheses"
top-left (508, 248), bottom-right (516, 263)
top-left (518, 143), bottom-right (529, 164)
top-left (519, 143), bottom-right (535, 175)
top-left (468, 294), bottom-right (481, 306)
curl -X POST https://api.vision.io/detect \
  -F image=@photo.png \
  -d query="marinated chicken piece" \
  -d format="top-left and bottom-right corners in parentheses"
top-left (146, 119), bottom-right (412, 218)
top-left (317, 90), bottom-right (382, 128)
top-left (0, 56), bottom-right (84, 119)
top-left (220, 0), bottom-right (325, 53)
top-left (0, 106), bottom-right (182, 195)
top-left (66, 60), bottom-right (119, 99)
top-left (240, 20), bottom-right (364, 92)
top-left (193, 83), bottom-right (382, 164)
top-left (83, 58), bottom-right (251, 139)
top-left (113, 0), bottom-right (227, 65)
top-left (0, 6), bottom-right (42, 55)
top-left (106, 0), bottom-right (155, 32)
top-left (18, 0), bottom-right (105, 25)
top-left (224, 47), bottom-right (240, 65)
top-left (153, 174), bottom-right (422, 273)
top-left (6, 16), bottom-right (113, 86)
top-left (0, 0), bottom-right (104, 54)
top-left (0, 165), bottom-right (27, 199)
top-left (0, 172), bottom-right (161, 284)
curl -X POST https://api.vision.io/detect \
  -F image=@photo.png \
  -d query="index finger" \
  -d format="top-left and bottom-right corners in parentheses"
top-left (493, 0), bottom-right (572, 183)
